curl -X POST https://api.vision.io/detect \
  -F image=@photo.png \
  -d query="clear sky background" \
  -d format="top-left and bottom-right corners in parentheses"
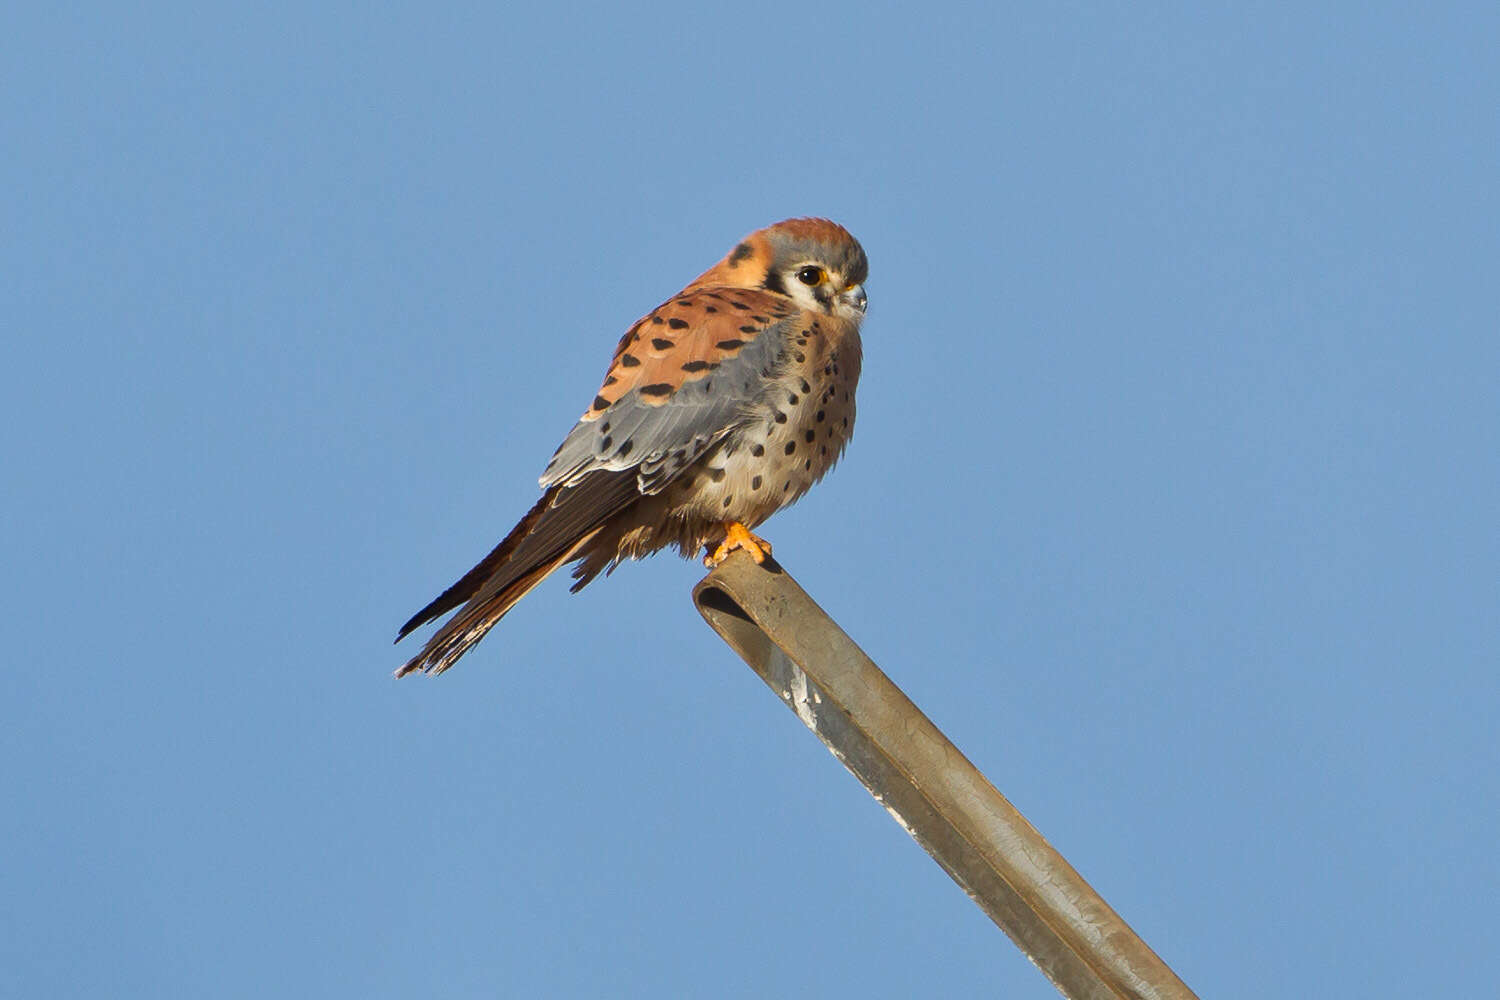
top-left (5, 4), bottom-right (1496, 997)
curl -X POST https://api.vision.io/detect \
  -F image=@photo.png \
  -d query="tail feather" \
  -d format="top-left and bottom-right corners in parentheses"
top-left (393, 554), bottom-right (565, 678)
top-left (394, 530), bottom-right (598, 678)
top-left (395, 470), bottom-right (641, 677)
top-left (396, 494), bottom-right (554, 643)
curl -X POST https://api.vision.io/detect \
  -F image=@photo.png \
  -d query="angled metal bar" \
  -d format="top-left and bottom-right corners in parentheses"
top-left (693, 552), bottom-right (1197, 1000)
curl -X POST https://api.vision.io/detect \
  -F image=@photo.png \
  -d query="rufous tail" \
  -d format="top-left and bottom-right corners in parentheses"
top-left (394, 491), bottom-right (598, 678)
top-left (394, 542), bottom-right (584, 677)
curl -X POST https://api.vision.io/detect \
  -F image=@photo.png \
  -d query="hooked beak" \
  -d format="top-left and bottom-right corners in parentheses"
top-left (839, 283), bottom-right (868, 314)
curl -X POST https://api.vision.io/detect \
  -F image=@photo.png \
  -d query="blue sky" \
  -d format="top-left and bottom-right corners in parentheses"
top-left (5, 3), bottom-right (1496, 997)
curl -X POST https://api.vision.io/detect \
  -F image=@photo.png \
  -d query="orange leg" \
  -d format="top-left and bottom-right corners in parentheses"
top-left (703, 521), bottom-right (773, 568)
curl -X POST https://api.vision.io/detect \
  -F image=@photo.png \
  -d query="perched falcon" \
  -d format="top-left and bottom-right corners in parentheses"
top-left (396, 218), bottom-right (868, 677)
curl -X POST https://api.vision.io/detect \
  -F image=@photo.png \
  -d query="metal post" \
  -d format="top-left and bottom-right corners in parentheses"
top-left (693, 552), bottom-right (1198, 1000)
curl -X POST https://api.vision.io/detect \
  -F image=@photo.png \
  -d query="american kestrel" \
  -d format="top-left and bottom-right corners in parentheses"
top-left (396, 218), bottom-right (869, 677)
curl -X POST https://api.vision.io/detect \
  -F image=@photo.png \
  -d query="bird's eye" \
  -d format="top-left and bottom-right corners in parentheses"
top-left (795, 265), bottom-right (825, 286)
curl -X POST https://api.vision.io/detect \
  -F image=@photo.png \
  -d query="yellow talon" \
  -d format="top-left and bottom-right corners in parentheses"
top-left (704, 521), bottom-right (772, 568)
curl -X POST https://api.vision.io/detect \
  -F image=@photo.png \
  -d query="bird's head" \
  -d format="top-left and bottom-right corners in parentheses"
top-left (689, 218), bottom-right (868, 322)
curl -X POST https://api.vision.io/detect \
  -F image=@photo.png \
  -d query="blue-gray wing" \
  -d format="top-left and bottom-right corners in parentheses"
top-left (540, 288), bottom-right (797, 495)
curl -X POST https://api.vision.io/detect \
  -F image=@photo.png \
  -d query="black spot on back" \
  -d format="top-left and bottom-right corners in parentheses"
top-left (639, 383), bottom-right (672, 397)
top-left (614, 322), bottom-right (642, 354)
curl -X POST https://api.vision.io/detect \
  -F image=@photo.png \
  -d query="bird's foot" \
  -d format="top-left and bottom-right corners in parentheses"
top-left (704, 521), bottom-right (772, 568)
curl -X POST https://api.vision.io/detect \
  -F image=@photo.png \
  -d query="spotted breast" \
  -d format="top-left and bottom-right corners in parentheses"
top-left (661, 306), bottom-right (861, 533)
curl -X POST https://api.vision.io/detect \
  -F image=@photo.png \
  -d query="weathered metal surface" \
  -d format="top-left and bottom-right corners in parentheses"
top-left (693, 552), bottom-right (1197, 1000)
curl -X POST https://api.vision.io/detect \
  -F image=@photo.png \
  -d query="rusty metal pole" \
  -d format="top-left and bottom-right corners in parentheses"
top-left (693, 552), bottom-right (1198, 1000)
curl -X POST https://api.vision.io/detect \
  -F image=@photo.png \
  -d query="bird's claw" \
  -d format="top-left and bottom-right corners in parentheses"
top-left (704, 522), bottom-right (772, 568)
